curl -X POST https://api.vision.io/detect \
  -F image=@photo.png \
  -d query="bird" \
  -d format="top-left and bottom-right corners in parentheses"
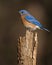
top-left (19, 10), bottom-right (49, 32)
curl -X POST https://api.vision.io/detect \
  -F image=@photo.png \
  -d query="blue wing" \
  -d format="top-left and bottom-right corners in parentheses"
top-left (25, 15), bottom-right (43, 27)
top-left (24, 15), bottom-right (49, 32)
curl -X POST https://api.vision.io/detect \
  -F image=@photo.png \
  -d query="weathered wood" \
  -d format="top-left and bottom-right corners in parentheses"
top-left (17, 29), bottom-right (38, 65)
top-left (33, 32), bottom-right (38, 65)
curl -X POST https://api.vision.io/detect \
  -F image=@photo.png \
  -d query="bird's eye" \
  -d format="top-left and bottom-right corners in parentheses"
top-left (21, 12), bottom-right (24, 13)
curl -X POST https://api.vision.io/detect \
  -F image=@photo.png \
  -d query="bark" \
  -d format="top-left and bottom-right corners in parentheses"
top-left (17, 29), bottom-right (38, 65)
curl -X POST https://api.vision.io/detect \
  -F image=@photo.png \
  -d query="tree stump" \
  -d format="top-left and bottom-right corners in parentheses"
top-left (17, 29), bottom-right (38, 65)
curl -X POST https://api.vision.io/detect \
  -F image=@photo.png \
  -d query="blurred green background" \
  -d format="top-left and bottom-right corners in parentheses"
top-left (0, 0), bottom-right (52, 65)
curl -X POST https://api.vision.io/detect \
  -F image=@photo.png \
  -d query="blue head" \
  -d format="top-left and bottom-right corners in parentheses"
top-left (19, 10), bottom-right (29, 15)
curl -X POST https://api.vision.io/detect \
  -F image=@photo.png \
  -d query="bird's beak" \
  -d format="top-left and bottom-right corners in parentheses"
top-left (19, 12), bottom-right (21, 15)
top-left (19, 11), bottom-right (21, 14)
top-left (19, 11), bottom-right (20, 14)
top-left (19, 12), bottom-right (20, 14)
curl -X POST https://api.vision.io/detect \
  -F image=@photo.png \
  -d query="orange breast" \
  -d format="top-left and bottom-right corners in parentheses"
top-left (21, 15), bottom-right (36, 29)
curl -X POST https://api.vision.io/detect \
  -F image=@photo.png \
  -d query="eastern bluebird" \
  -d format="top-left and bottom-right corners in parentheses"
top-left (19, 10), bottom-right (49, 32)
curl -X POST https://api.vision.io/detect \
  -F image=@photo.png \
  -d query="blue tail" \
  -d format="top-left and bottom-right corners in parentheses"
top-left (41, 27), bottom-right (50, 32)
